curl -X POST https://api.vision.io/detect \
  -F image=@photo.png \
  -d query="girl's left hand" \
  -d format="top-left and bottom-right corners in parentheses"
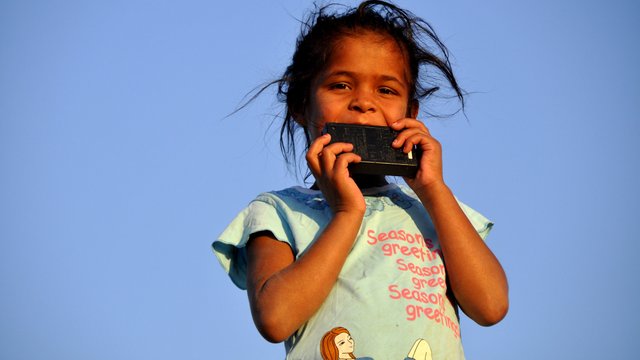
top-left (390, 118), bottom-right (445, 194)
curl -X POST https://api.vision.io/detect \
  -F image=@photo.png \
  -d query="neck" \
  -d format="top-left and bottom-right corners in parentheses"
top-left (353, 174), bottom-right (388, 188)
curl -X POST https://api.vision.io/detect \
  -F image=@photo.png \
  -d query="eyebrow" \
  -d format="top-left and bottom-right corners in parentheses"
top-left (325, 70), bottom-right (407, 88)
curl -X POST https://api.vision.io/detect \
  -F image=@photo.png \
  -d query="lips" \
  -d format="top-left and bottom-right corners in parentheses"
top-left (329, 116), bottom-right (388, 126)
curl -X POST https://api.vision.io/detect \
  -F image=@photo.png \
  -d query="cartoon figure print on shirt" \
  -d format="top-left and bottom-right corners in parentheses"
top-left (320, 327), bottom-right (433, 360)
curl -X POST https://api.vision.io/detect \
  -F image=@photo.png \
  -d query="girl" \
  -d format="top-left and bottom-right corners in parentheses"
top-left (213, 1), bottom-right (508, 359)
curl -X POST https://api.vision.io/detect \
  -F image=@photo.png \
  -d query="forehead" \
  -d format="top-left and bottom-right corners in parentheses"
top-left (323, 32), bottom-right (411, 83)
top-left (335, 332), bottom-right (349, 341)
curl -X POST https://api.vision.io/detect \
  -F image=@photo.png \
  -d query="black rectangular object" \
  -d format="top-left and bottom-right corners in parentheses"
top-left (322, 123), bottom-right (420, 177)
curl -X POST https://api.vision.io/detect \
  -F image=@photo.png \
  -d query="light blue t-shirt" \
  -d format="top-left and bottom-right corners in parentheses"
top-left (213, 183), bottom-right (492, 360)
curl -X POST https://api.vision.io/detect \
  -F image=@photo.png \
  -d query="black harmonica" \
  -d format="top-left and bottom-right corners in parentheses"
top-left (322, 123), bottom-right (420, 177)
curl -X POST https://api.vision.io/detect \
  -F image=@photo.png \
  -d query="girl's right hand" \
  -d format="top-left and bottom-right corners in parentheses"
top-left (306, 133), bottom-right (366, 215)
top-left (247, 135), bottom-right (368, 342)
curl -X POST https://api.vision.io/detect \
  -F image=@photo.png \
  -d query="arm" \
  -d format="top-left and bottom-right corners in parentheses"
top-left (246, 134), bottom-right (365, 342)
top-left (392, 119), bottom-right (509, 326)
top-left (246, 210), bottom-right (362, 342)
top-left (415, 182), bottom-right (508, 325)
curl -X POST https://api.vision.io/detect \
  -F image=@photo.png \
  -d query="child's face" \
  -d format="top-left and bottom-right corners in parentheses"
top-left (300, 32), bottom-right (417, 140)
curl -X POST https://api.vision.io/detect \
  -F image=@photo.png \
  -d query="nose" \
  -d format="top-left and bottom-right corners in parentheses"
top-left (348, 90), bottom-right (376, 114)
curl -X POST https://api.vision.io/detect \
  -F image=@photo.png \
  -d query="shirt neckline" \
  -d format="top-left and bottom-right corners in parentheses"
top-left (290, 183), bottom-right (401, 197)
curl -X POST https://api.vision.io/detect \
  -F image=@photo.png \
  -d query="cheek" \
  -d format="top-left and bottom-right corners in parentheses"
top-left (308, 93), bottom-right (343, 121)
top-left (378, 99), bottom-right (411, 123)
top-left (304, 119), bottom-right (323, 141)
top-left (303, 101), bottom-right (327, 139)
top-left (394, 103), bottom-right (413, 120)
top-left (304, 109), bottom-right (332, 141)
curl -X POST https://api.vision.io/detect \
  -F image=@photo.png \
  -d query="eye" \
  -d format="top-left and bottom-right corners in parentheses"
top-left (379, 87), bottom-right (397, 95)
top-left (329, 82), bottom-right (350, 90)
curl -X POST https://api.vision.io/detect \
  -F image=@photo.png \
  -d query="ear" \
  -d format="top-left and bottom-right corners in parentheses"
top-left (409, 100), bottom-right (419, 118)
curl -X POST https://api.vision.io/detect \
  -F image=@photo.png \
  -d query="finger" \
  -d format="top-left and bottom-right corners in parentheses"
top-left (403, 133), bottom-right (438, 153)
top-left (319, 142), bottom-right (354, 174)
top-left (329, 153), bottom-right (361, 183)
top-left (324, 141), bottom-right (354, 154)
top-left (392, 127), bottom-right (427, 150)
top-left (391, 118), bottom-right (430, 135)
top-left (306, 134), bottom-right (331, 177)
top-left (334, 152), bottom-right (361, 170)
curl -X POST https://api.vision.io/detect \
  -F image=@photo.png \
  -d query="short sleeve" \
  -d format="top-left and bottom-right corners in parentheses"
top-left (457, 200), bottom-right (494, 240)
top-left (212, 198), bottom-right (295, 290)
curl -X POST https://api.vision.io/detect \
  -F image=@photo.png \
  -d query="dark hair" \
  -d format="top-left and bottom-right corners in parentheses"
top-left (250, 1), bottom-right (464, 173)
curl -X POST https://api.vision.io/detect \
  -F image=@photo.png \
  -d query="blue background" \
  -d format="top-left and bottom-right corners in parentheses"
top-left (2, 0), bottom-right (638, 358)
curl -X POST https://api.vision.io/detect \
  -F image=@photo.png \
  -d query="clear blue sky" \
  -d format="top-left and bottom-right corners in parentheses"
top-left (2, 0), bottom-right (639, 359)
